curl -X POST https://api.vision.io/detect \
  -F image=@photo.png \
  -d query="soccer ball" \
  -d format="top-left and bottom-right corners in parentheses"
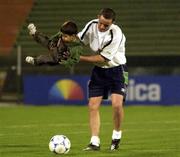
top-left (49, 135), bottom-right (71, 154)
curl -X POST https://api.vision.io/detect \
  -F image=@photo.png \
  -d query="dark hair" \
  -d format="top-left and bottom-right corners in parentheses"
top-left (60, 21), bottom-right (78, 35)
top-left (99, 8), bottom-right (116, 22)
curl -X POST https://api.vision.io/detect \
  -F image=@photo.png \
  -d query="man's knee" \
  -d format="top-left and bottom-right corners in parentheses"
top-left (112, 102), bottom-right (122, 111)
top-left (88, 102), bottom-right (100, 111)
top-left (111, 94), bottom-right (124, 108)
top-left (88, 97), bottom-right (102, 110)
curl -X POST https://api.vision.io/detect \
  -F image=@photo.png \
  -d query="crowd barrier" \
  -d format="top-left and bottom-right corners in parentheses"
top-left (23, 75), bottom-right (180, 105)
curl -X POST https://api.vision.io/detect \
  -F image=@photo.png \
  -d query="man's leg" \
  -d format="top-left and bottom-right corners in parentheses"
top-left (84, 96), bottom-right (102, 151)
top-left (112, 94), bottom-right (124, 130)
top-left (89, 96), bottom-right (102, 137)
top-left (110, 94), bottom-right (124, 150)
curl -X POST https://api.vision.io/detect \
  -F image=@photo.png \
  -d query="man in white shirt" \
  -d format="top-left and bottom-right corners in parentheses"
top-left (78, 8), bottom-right (128, 151)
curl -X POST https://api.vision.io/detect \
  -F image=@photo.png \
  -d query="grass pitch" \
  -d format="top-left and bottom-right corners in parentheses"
top-left (0, 105), bottom-right (179, 157)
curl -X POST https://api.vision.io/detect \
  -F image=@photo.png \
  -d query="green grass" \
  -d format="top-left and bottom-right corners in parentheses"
top-left (0, 105), bottom-right (179, 157)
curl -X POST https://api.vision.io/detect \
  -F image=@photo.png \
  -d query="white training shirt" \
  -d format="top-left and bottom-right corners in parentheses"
top-left (78, 19), bottom-right (127, 68)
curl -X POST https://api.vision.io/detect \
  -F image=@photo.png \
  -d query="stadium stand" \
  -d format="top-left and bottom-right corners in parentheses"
top-left (15, 0), bottom-right (180, 57)
top-left (0, 0), bottom-right (34, 55)
top-left (0, 0), bottom-right (180, 100)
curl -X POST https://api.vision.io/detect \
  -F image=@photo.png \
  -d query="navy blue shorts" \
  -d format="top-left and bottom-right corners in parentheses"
top-left (88, 64), bottom-right (128, 100)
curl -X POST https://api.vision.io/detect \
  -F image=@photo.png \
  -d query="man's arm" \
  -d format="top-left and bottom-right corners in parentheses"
top-left (79, 54), bottom-right (106, 63)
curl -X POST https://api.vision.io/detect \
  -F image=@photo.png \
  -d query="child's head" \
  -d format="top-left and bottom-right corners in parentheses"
top-left (60, 21), bottom-right (78, 42)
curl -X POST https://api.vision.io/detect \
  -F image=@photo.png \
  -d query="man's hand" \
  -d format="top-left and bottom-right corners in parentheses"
top-left (28, 23), bottom-right (37, 35)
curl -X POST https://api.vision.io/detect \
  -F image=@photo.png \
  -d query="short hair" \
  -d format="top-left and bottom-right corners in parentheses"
top-left (99, 8), bottom-right (116, 22)
top-left (60, 21), bottom-right (78, 35)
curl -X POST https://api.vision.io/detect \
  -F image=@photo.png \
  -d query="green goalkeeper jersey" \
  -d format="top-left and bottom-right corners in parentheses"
top-left (33, 31), bottom-right (86, 68)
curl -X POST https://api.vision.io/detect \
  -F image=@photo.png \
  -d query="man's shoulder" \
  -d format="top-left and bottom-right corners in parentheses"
top-left (85, 19), bottom-right (98, 27)
top-left (111, 24), bottom-right (122, 32)
top-left (110, 24), bottom-right (123, 36)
